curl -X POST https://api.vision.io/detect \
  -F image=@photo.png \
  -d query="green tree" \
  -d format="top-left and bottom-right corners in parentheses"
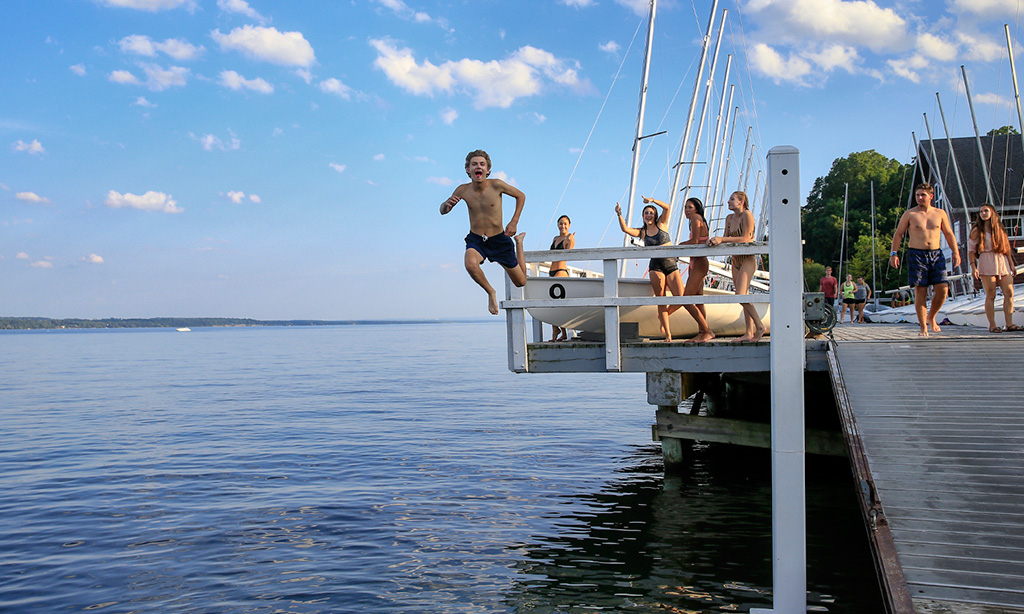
top-left (802, 150), bottom-right (914, 294)
top-left (986, 125), bottom-right (1020, 136)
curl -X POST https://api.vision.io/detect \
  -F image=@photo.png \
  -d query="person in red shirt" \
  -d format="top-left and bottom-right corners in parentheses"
top-left (820, 266), bottom-right (838, 308)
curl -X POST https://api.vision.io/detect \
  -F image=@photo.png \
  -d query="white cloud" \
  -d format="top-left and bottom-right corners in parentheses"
top-left (916, 33), bottom-right (957, 62)
top-left (192, 132), bottom-right (241, 151)
top-left (329, 162), bottom-right (347, 173)
top-left (427, 176), bottom-right (453, 186)
top-left (16, 192), bottom-right (50, 204)
top-left (372, 0), bottom-right (443, 27)
top-left (956, 32), bottom-right (1004, 62)
top-left (120, 34), bottom-right (205, 60)
top-left (374, 153), bottom-right (385, 161)
top-left (744, 0), bottom-right (909, 54)
top-left (248, 194), bottom-right (261, 203)
top-left (950, 0), bottom-right (1021, 18)
top-left (887, 56), bottom-right (927, 84)
top-left (83, 254), bottom-right (105, 264)
top-left (370, 39), bottom-right (592, 109)
top-left (212, 25), bottom-right (315, 67)
top-left (561, 0), bottom-right (596, 6)
top-left (440, 107), bottom-right (458, 124)
top-left (31, 260), bottom-right (54, 269)
top-left (220, 70), bottom-right (274, 93)
top-left (99, 0), bottom-right (196, 10)
top-left (16, 252), bottom-right (29, 260)
top-left (974, 92), bottom-right (1010, 105)
top-left (70, 64), bottom-right (86, 76)
top-left (749, 43), bottom-right (813, 85)
top-left (109, 69), bottom-right (140, 85)
top-left (319, 77), bottom-right (352, 99)
top-left (226, 190), bottom-right (246, 203)
top-left (295, 68), bottom-right (313, 83)
top-left (615, 0), bottom-right (649, 17)
top-left (134, 96), bottom-right (156, 107)
top-left (104, 189), bottom-right (182, 213)
top-left (12, 139), bottom-right (45, 155)
top-left (217, 0), bottom-right (268, 22)
top-left (140, 63), bottom-right (189, 91)
top-left (805, 45), bottom-right (860, 73)
top-left (599, 41), bottom-right (620, 54)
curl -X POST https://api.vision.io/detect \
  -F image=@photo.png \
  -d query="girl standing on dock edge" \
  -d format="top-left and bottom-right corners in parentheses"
top-left (680, 197), bottom-right (715, 343)
top-left (708, 191), bottom-right (766, 342)
top-left (616, 197), bottom-right (684, 341)
top-left (548, 215), bottom-right (575, 341)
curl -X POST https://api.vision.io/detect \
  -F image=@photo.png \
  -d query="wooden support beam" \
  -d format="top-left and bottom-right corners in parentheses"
top-left (654, 410), bottom-right (847, 457)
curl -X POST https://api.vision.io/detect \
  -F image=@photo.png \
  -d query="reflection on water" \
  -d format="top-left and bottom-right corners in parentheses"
top-left (0, 325), bottom-right (883, 613)
top-left (506, 443), bottom-right (884, 614)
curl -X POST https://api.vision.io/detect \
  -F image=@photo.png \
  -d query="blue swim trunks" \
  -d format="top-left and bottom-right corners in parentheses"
top-left (907, 248), bottom-right (947, 287)
top-left (465, 232), bottom-right (518, 269)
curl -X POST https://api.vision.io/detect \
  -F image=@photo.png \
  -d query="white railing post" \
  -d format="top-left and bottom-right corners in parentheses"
top-left (505, 274), bottom-right (528, 373)
top-left (752, 146), bottom-right (806, 614)
top-left (602, 258), bottom-right (621, 371)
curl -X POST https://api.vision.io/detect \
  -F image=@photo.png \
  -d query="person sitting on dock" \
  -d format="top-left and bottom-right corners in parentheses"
top-left (615, 196), bottom-right (684, 341)
top-left (708, 191), bottom-right (766, 343)
top-left (888, 182), bottom-right (962, 336)
top-left (968, 203), bottom-right (1020, 333)
top-left (548, 215), bottom-right (575, 341)
top-left (440, 149), bottom-right (528, 315)
top-left (680, 197), bottom-right (715, 343)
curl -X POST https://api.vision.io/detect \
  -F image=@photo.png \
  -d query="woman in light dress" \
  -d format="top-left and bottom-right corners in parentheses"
top-left (968, 203), bottom-right (1020, 333)
top-left (708, 191), bottom-right (765, 342)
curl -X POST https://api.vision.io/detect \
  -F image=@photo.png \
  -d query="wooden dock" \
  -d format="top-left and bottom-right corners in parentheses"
top-left (827, 322), bottom-right (1024, 614)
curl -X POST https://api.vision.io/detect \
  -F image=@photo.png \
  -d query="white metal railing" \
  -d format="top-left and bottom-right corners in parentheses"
top-left (503, 242), bottom-right (769, 372)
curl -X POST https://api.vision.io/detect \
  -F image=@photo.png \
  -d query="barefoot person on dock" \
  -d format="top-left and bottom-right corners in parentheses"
top-left (440, 150), bottom-right (527, 315)
top-left (615, 196), bottom-right (684, 341)
top-left (708, 191), bottom-right (766, 343)
top-left (680, 197), bottom-right (714, 343)
top-left (548, 215), bottom-right (575, 341)
top-left (888, 182), bottom-right (961, 337)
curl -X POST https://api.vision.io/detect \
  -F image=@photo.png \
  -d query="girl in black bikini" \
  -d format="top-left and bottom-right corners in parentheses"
top-left (548, 215), bottom-right (575, 341)
top-left (615, 197), bottom-right (684, 341)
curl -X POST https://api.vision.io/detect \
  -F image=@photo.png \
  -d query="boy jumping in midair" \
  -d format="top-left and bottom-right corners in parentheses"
top-left (440, 150), bottom-right (527, 315)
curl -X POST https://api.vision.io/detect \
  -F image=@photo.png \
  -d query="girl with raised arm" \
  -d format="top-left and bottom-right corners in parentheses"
top-left (707, 191), bottom-right (766, 342)
top-left (615, 196), bottom-right (684, 341)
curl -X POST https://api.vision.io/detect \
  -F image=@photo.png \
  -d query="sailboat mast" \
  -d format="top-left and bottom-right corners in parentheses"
top-left (936, 93), bottom-right (972, 232)
top-left (674, 9), bottom-right (729, 242)
top-left (738, 125), bottom-right (752, 191)
top-left (870, 180), bottom-right (877, 308)
top-left (666, 0), bottom-right (719, 239)
top-left (705, 61), bottom-right (733, 230)
top-left (961, 65), bottom-right (998, 206)
top-left (622, 0), bottom-right (659, 265)
top-left (1005, 25), bottom-right (1024, 167)
top-left (839, 183), bottom-right (848, 285)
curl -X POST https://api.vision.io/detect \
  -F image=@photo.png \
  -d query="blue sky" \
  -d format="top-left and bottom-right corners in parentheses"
top-left (3, 0), bottom-right (1024, 319)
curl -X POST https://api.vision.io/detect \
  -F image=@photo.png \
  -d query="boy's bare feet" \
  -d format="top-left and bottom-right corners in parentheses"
top-left (487, 290), bottom-right (499, 315)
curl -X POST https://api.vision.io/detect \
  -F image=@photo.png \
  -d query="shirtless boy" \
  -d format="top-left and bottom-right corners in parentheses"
top-left (889, 183), bottom-right (962, 336)
top-left (440, 150), bottom-right (527, 315)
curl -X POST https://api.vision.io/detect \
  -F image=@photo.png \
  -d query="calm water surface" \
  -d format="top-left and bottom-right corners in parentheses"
top-left (0, 322), bottom-right (882, 613)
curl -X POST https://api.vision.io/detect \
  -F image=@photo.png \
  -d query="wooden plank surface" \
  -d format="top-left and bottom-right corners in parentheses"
top-left (832, 334), bottom-right (1024, 612)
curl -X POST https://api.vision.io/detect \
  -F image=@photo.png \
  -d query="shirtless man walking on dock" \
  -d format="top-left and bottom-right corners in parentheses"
top-left (889, 182), bottom-right (962, 336)
top-left (440, 150), bottom-right (527, 315)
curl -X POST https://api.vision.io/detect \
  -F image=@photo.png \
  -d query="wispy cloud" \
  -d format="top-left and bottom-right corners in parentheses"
top-left (98, 0), bottom-right (197, 11)
top-left (191, 132), bottom-right (241, 151)
top-left (219, 70), bottom-right (273, 93)
top-left (370, 39), bottom-right (593, 109)
top-left (440, 107), bottom-right (458, 124)
top-left (216, 0), bottom-right (268, 23)
top-left (104, 189), bottom-right (182, 213)
top-left (12, 139), bottom-right (45, 155)
top-left (212, 25), bottom-right (315, 67)
top-left (16, 191), bottom-right (50, 204)
top-left (119, 34), bottom-right (204, 60)
top-left (329, 162), bottom-right (347, 173)
top-left (83, 254), bottom-right (105, 264)
top-left (319, 77), bottom-right (352, 99)
top-left (70, 64), bottom-right (86, 76)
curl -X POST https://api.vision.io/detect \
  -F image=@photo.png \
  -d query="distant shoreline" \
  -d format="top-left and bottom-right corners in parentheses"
top-left (0, 317), bottom-right (494, 330)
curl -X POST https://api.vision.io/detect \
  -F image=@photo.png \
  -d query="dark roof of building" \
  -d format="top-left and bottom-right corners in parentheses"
top-left (917, 134), bottom-right (1024, 214)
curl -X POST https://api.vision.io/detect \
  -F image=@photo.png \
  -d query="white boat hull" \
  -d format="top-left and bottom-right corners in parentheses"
top-left (869, 283), bottom-right (1024, 328)
top-left (526, 277), bottom-right (770, 338)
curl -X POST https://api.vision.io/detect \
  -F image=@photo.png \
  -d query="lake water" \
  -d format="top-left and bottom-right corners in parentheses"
top-left (0, 322), bottom-right (883, 613)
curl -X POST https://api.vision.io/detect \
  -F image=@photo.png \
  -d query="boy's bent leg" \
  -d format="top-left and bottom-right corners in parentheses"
top-left (465, 248), bottom-right (499, 315)
top-left (504, 233), bottom-right (528, 287)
